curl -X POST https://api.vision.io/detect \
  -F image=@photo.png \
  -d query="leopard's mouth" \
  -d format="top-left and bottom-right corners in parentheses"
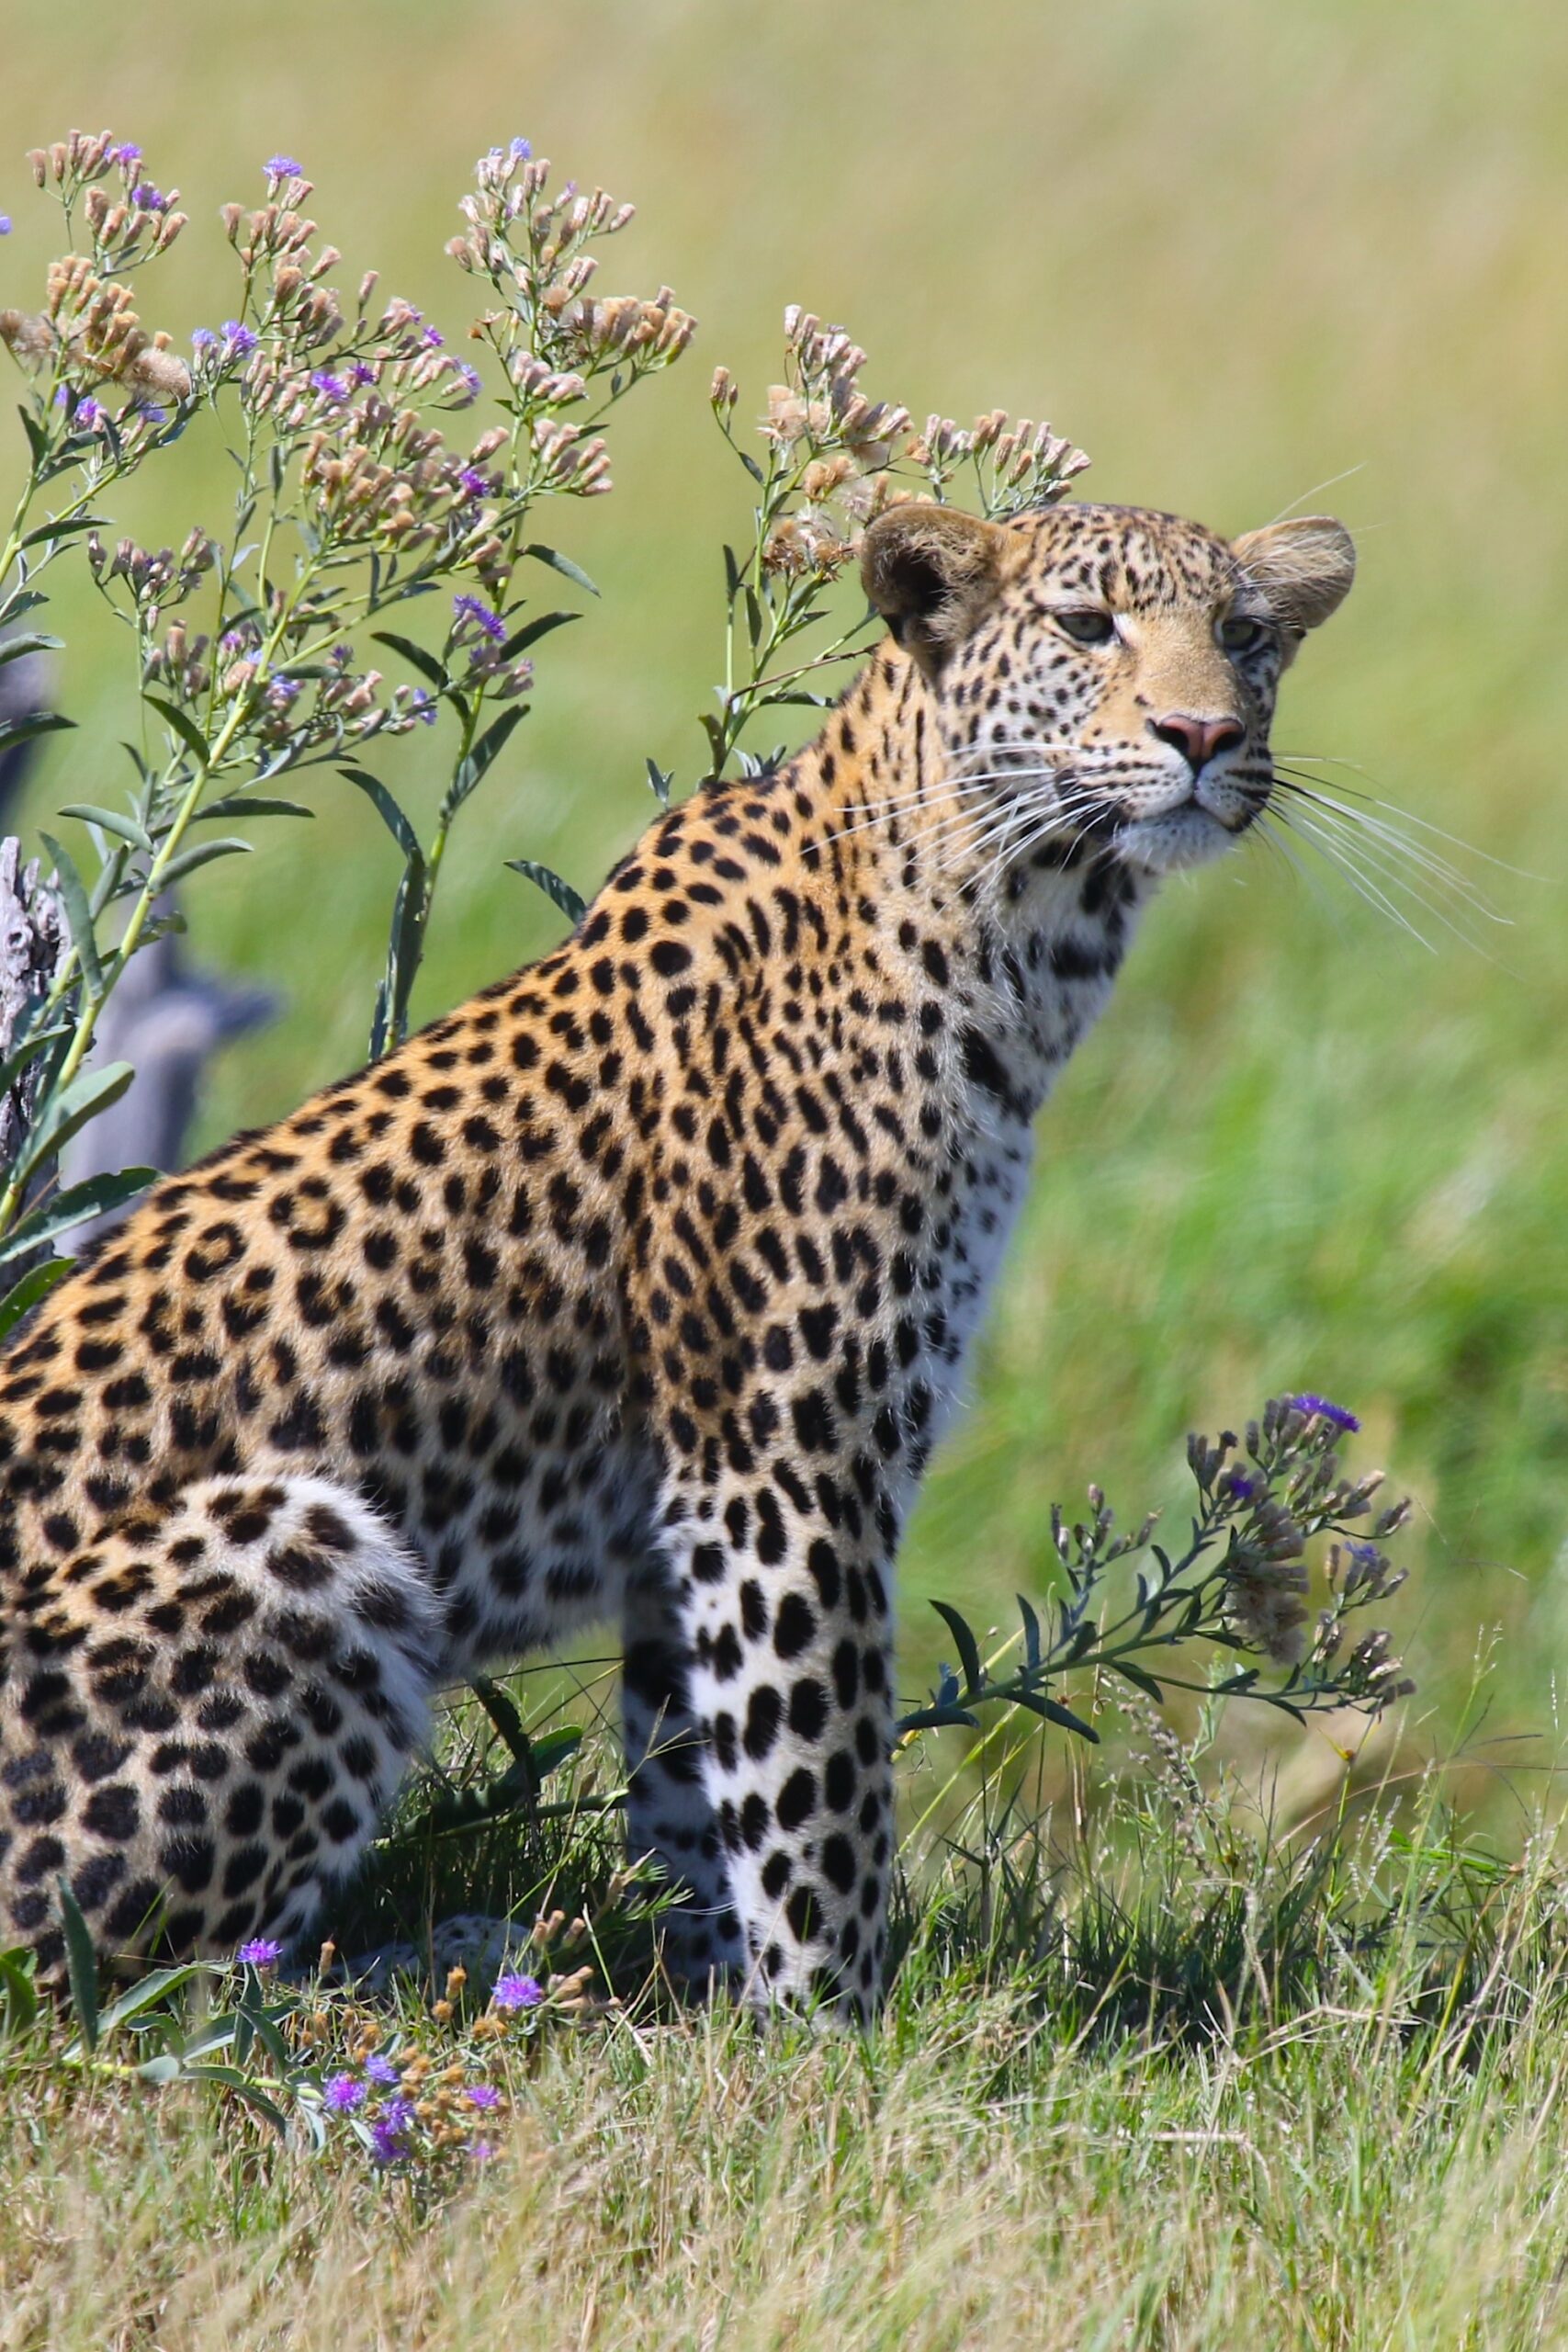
top-left (1111, 795), bottom-right (1247, 875)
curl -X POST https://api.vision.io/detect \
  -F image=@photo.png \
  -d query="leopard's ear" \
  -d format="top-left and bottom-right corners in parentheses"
top-left (1231, 515), bottom-right (1356, 635)
top-left (860, 503), bottom-right (1008, 679)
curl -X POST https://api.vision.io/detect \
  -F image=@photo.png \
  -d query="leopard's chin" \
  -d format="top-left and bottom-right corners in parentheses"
top-left (1114, 801), bottom-right (1243, 876)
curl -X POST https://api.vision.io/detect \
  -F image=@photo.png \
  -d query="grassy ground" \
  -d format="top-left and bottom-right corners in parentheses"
top-left (6, 1722), bottom-right (1568, 2352)
top-left (3, 0), bottom-right (1567, 2336)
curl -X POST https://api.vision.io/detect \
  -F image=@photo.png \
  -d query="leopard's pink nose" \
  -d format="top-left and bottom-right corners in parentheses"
top-left (1148, 711), bottom-right (1244, 772)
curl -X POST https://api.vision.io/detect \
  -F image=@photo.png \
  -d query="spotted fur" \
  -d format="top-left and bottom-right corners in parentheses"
top-left (0, 499), bottom-right (1353, 2016)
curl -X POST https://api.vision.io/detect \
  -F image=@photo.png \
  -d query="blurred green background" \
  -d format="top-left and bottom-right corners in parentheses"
top-left (3, 0), bottom-right (1565, 1810)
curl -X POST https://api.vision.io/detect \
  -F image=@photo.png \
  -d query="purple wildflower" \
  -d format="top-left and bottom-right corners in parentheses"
top-left (222, 321), bottom-right (259, 356)
top-left (449, 362), bottom-right (482, 405)
top-left (453, 593), bottom-right (507, 644)
top-left (408, 689), bottom-right (438, 725)
top-left (466, 2083), bottom-right (502, 2109)
top-left (491, 1971), bottom-right (545, 2012)
top-left (1285, 1394), bottom-right (1360, 1434)
top-left (110, 142), bottom-right (143, 168)
top-left (348, 359), bottom-right (378, 386)
top-left (369, 2120), bottom-right (408, 2165)
top-left (267, 676), bottom-right (301, 705)
top-left (54, 388), bottom-right (102, 425)
top-left (324, 2073), bottom-right (365, 2113)
top-left (310, 369), bottom-right (348, 403)
top-left (266, 155), bottom-right (303, 179)
top-left (468, 2140), bottom-right (497, 2163)
top-left (365, 2052), bottom-right (400, 2085)
top-left (130, 183), bottom-right (167, 213)
top-left (1223, 1472), bottom-right (1257, 1503)
top-left (190, 326), bottom-right (219, 350)
top-left (0, 217), bottom-right (11, 237)
top-left (457, 467), bottom-right (490, 499)
top-left (136, 402), bottom-right (167, 425)
top-left (510, 136), bottom-right (533, 160)
top-left (236, 1938), bottom-right (284, 1968)
top-left (422, 325), bottom-right (446, 348)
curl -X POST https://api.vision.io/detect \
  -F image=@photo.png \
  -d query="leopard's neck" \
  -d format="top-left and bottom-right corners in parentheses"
top-left (734, 642), bottom-right (1154, 1119)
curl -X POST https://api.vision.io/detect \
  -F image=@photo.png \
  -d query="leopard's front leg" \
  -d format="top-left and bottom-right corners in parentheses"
top-left (655, 1463), bottom-right (898, 2023)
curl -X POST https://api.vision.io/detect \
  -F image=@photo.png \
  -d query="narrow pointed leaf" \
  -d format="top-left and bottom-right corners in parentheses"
top-left (37, 833), bottom-right (102, 995)
top-left (0, 1166), bottom-right (157, 1265)
top-left (0, 1259), bottom-right (73, 1342)
top-left (341, 765), bottom-right (422, 861)
top-left (0, 631), bottom-right (62, 667)
top-left (0, 711), bottom-right (73, 754)
top-left (929, 1600), bottom-right (985, 1700)
top-left (1011, 1689), bottom-right (1100, 1743)
top-left (646, 757), bottom-right (673, 807)
top-left (505, 858), bottom-right (586, 923)
top-left (370, 629), bottom-right (447, 687)
top-left (157, 837), bottom-right (252, 888)
top-left (502, 609), bottom-right (579, 661)
top-left (14, 1061), bottom-right (134, 1188)
top-left (56, 1878), bottom-right (99, 2053)
top-left (18, 513), bottom-right (105, 550)
top-left (143, 693), bottom-right (211, 768)
top-left (524, 542), bottom-right (599, 596)
top-left (1110, 1659), bottom-right (1167, 1702)
top-left (443, 704), bottom-right (526, 820)
top-left (58, 804), bottom-right (154, 854)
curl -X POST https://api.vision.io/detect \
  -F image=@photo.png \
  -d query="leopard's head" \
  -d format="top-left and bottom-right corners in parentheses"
top-left (861, 498), bottom-right (1354, 877)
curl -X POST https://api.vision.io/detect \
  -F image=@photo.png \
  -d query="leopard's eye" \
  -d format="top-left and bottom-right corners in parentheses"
top-left (1055, 608), bottom-right (1117, 647)
top-left (1217, 613), bottom-right (1272, 657)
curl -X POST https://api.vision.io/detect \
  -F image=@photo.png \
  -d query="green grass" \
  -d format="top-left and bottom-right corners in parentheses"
top-left (4, 0), bottom-right (1568, 2332)
top-left (5, 1718), bottom-right (1568, 2351)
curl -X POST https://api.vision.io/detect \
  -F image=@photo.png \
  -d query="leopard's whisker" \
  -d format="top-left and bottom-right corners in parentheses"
top-left (1271, 779), bottom-right (1509, 925)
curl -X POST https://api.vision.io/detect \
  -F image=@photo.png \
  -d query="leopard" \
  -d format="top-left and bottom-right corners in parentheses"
top-left (0, 495), bottom-right (1354, 2019)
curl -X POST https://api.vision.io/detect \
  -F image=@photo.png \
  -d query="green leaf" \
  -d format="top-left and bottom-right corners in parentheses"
top-left (1011, 1689), bottom-right (1100, 1743)
top-left (56, 1877), bottom-right (100, 2054)
top-left (0, 1166), bottom-right (157, 1267)
top-left (157, 837), bottom-right (253, 888)
top-left (371, 848), bottom-right (430, 1059)
top-left (96, 1963), bottom-right (204, 2039)
top-left (17, 405), bottom-right (47, 467)
top-left (135, 2052), bottom-right (185, 2086)
top-left (1017, 1594), bottom-right (1043, 1673)
top-left (524, 541), bottom-right (600, 597)
top-left (1111, 1660), bottom-right (1167, 1702)
top-left (58, 804), bottom-right (154, 854)
top-left (370, 629), bottom-right (448, 687)
top-left (0, 710), bottom-right (73, 754)
top-left (181, 2063), bottom-right (289, 2133)
top-left (501, 609), bottom-right (580, 661)
top-left (0, 1948), bottom-right (39, 2040)
top-left (37, 832), bottom-right (103, 996)
top-left (14, 1060), bottom-right (134, 1188)
top-left (930, 1600), bottom-right (986, 1700)
top-left (895, 1702), bottom-right (981, 1735)
top-left (193, 795), bottom-right (312, 825)
top-left (144, 692), bottom-right (212, 769)
top-left (505, 858), bottom-right (586, 924)
top-left (341, 765), bottom-right (423, 862)
top-left (443, 703), bottom-right (526, 822)
top-left (0, 1259), bottom-right (73, 1343)
top-left (18, 513), bottom-right (105, 551)
top-left (0, 630), bottom-right (62, 667)
top-left (531, 1727), bottom-right (582, 1781)
top-left (0, 1017), bottom-right (72, 1107)
top-left (646, 757), bottom-right (672, 808)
